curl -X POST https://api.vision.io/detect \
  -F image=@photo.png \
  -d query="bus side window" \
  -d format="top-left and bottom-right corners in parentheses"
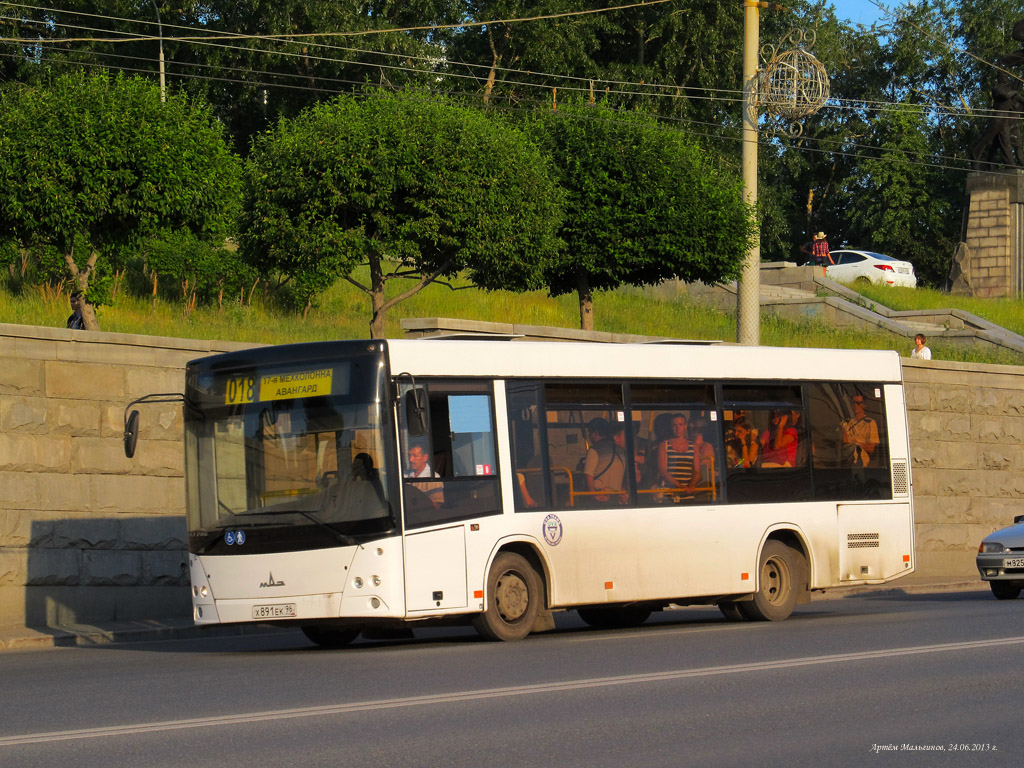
top-left (630, 383), bottom-right (720, 506)
top-left (721, 385), bottom-right (810, 504)
top-left (543, 382), bottom-right (626, 509)
top-left (400, 381), bottom-right (503, 528)
top-left (506, 382), bottom-right (549, 510)
top-left (808, 382), bottom-right (891, 501)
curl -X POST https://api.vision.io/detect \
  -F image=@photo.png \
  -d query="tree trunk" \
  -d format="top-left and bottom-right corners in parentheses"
top-left (483, 28), bottom-right (499, 106)
top-left (805, 188), bottom-right (815, 237)
top-left (63, 247), bottom-right (101, 331)
top-left (78, 302), bottom-right (99, 331)
top-left (369, 254), bottom-right (387, 339)
top-left (576, 273), bottom-right (594, 332)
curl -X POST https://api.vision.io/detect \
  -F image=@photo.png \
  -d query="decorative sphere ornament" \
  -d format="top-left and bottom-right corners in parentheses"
top-left (758, 41), bottom-right (830, 119)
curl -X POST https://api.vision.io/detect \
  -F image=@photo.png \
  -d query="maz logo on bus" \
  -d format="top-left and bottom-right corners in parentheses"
top-left (259, 573), bottom-right (285, 588)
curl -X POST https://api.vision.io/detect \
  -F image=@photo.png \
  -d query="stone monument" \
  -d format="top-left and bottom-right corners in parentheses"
top-left (956, 20), bottom-right (1024, 298)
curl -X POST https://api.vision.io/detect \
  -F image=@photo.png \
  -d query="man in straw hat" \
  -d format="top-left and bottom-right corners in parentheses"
top-left (800, 231), bottom-right (833, 267)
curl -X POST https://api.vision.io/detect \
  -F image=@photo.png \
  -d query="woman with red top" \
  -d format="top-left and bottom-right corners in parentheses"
top-left (760, 410), bottom-right (798, 467)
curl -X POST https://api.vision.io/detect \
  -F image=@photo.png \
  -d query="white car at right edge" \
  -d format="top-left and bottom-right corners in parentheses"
top-left (826, 249), bottom-right (918, 288)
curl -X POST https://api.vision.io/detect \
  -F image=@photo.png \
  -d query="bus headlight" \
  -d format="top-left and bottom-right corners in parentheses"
top-left (372, 575), bottom-right (381, 587)
top-left (353, 577), bottom-right (363, 589)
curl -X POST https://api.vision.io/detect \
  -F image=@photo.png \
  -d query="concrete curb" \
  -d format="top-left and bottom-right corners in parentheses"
top-left (0, 619), bottom-right (285, 653)
top-left (0, 581), bottom-right (989, 652)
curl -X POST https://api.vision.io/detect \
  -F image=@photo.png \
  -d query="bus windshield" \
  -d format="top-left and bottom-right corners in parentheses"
top-left (184, 345), bottom-right (397, 554)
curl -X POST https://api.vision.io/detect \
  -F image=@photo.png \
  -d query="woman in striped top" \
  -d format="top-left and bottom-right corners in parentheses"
top-left (658, 413), bottom-right (697, 498)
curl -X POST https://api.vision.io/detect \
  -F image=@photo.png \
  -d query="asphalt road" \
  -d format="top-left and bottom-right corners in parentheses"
top-left (1, 589), bottom-right (1021, 768)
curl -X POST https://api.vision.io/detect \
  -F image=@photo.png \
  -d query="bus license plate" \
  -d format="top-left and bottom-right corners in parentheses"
top-left (1003, 558), bottom-right (1024, 569)
top-left (252, 603), bottom-right (296, 619)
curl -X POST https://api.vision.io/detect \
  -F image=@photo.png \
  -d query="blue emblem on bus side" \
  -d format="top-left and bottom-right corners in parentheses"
top-left (543, 514), bottom-right (563, 546)
top-left (224, 531), bottom-right (236, 545)
top-left (235, 530), bottom-right (246, 545)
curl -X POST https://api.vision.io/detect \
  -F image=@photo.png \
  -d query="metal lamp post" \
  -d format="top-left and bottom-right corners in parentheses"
top-left (736, 0), bottom-right (762, 346)
top-left (736, 4), bottom-right (829, 345)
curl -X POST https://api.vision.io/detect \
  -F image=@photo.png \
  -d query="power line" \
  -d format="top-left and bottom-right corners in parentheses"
top-left (3, 2), bottom-right (1014, 151)
top-left (1, 3), bottom-right (748, 100)
top-left (866, 0), bottom-right (1024, 86)
top-left (0, 0), bottom-right (678, 45)
top-left (7, 2), bottom-right (1017, 122)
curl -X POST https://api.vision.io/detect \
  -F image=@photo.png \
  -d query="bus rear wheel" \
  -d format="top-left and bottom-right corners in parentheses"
top-left (577, 605), bottom-right (652, 629)
top-left (301, 625), bottom-right (361, 648)
top-left (718, 601), bottom-right (747, 621)
top-left (739, 541), bottom-right (804, 621)
top-left (473, 552), bottom-right (542, 642)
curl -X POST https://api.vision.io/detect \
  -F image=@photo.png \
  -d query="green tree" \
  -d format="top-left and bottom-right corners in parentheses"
top-left (527, 102), bottom-right (753, 330)
top-left (240, 90), bottom-right (564, 338)
top-left (0, 71), bottom-right (241, 330)
top-left (840, 108), bottom-right (955, 285)
top-left (0, 2), bottom-right (463, 150)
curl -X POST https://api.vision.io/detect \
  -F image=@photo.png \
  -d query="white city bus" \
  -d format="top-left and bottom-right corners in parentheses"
top-left (163, 339), bottom-right (914, 645)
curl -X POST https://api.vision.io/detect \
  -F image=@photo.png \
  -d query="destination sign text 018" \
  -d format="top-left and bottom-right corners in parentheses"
top-left (224, 368), bottom-right (334, 404)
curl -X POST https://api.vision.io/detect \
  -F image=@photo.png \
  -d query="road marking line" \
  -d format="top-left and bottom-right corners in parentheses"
top-left (3, 635), bottom-right (1023, 746)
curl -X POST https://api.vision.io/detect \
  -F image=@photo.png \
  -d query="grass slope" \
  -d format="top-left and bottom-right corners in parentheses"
top-left (2, 273), bottom-right (1022, 366)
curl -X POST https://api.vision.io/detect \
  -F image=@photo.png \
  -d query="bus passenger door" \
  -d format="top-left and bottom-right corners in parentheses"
top-left (404, 525), bottom-right (468, 612)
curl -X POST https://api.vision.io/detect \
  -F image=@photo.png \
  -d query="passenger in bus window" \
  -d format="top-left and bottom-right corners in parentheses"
top-left (841, 395), bottom-right (879, 467)
top-left (657, 413), bottom-right (698, 500)
top-left (516, 472), bottom-right (538, 508)
top-left (760, 410), bottom-right (798, 467)
top-left (583, 418), bottom-right (626, 505)
top-left (789, 410), bottom-right (809, 466)
top-left (618, 425), bottom-right (646, 488)
top-left (725, 437), bottom-right (746, 468)
top-left (727, 413), bottom-right (759, 467)
top-left (688, 415), bottom-right (716, 481)
top-left (352, 452), bottom-right (378, 481)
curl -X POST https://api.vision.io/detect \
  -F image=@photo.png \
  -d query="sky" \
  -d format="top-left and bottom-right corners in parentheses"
top-left (831, 0), bottom-right (892, 28)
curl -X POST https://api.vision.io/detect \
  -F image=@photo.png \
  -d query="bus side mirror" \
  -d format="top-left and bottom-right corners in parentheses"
top-left (124, 410), bottom-right (140, 458)
top-left (405, 388), bottom-right (428, 438)
top-left (121, 392), bottom-right (188, 459)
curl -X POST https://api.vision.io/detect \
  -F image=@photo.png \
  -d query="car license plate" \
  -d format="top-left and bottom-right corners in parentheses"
top-left (898, 268), bottom-right (909, 274)
top-left (252, 603), bottom-right (296, 619)
top-left (1003, 558), bottom-right (1024, 569)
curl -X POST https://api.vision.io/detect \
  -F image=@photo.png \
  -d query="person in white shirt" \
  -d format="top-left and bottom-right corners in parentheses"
top-left (405, 444), bottom-right (433, 478)
top-left (911, 333), bottom-right (932, 360)
top-left (405, 444), bottom-right (443, 507)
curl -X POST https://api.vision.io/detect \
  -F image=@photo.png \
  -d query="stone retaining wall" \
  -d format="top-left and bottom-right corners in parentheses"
top-left (1, 324), bottom-right (1021, 628)
top-left (902, 357), bottom-right (1024, 585)
top-left (0, 324), bottom-right (256, 627)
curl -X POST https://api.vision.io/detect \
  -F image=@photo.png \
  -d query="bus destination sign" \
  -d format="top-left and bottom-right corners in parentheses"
top-left (225, 368), bottom-right (334, 405)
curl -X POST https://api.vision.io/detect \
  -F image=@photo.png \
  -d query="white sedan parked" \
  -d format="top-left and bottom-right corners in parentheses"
top-left (826, 249), bottom-right (917, 288)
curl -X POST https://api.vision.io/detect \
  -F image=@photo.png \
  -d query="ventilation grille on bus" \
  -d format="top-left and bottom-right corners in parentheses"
top-left (847, 533), bottom-right (880, 549)
top-left (891, 460), bottom-right (909, 496)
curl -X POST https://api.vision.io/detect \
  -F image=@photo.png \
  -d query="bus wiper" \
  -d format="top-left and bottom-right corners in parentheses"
top-left (295, 511), bottom-right (357, 546)
top-left (234, 507), bottom-right (356, 546)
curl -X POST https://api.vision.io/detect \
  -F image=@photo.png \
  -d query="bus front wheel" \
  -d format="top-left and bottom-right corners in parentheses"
top-left (301, 625), bottom-right (360, 648)
top-left (739, 541), bottom-right (804, 621)
top-left (473, 552), bottom-right (542, 642)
